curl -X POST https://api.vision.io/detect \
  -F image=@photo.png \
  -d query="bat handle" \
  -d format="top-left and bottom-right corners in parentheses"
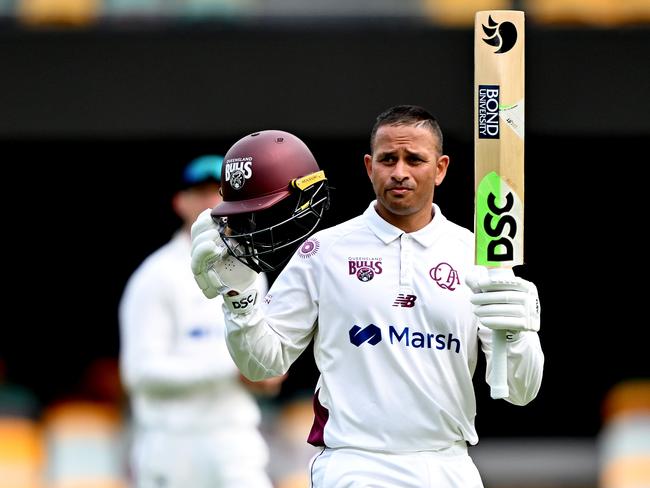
top-left (491, 330), bottom-right (509, 399)
top-left (489, 267), bottom-right (510, 400)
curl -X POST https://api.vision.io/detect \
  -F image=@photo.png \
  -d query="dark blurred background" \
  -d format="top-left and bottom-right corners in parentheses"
top-left (1, 1), bottom-right (649, 486)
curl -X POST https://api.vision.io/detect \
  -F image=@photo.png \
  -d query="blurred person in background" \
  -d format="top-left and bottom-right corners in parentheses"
top-left (0, 356), bottom-right (43, 488)
top-left (0, 356), bottom-right (40, 420)
top-left (119, 154), bottom-right (283, 488)
top-left (190, 109), bottom-right (543, 487)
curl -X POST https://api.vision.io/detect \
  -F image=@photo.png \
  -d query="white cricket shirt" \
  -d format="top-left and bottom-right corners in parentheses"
top-left (225, 202), bottom-right (543, 451)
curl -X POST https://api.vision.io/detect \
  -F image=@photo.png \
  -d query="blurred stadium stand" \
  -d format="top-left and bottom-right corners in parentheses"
top-left (16, 0), bottom-right (100, 25)
top-left (523, 0), bottom-right (650, 25)
top-left (598, 380), bottom-right (650, 488)
top-left (42, 401), bottom-right (127, 488)
top-left (471, 438), bottom-right (598, 487)
top-left (0, 418), bottom-right (43, 488)
top-left (0, 0), bottom-right (648, 25)
top-left (423, 0), bottom-right (503, 26)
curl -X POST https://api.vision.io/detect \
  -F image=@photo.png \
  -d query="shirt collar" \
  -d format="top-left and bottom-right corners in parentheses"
top-left (363, 200), bottom-right (447, 247)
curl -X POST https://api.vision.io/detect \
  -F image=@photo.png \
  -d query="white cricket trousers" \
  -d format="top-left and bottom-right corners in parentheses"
top-left (309, 442), bottom-right (484, 488)
top-left (132, 427), bottom-right (272, 488)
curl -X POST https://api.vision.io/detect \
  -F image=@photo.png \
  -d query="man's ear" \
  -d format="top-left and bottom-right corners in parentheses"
top-left (364, 154), bottom-right (373, 178)
top-left (435, 155), bottom-right (450, 186)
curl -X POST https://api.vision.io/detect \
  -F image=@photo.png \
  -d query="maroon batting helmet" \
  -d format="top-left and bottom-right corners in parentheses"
top-left (211, 130), bottom-right (330, 272)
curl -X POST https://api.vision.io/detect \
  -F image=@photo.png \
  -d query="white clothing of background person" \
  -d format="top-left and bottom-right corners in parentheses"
top-left (119, 155), bottom-right (281, 488)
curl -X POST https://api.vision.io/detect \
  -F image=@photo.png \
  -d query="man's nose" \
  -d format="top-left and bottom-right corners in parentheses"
top-left (391, 160), bottom-right (409, 180)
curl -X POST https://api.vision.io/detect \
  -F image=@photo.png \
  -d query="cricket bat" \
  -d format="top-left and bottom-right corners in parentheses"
top-left (474, 10), bottom-right (525, 400)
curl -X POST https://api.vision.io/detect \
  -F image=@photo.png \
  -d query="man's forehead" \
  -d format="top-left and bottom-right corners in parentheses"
top-left (374, 125), bottom-right (439, 153)
top-left (377, 123), bottom-right (436, 140)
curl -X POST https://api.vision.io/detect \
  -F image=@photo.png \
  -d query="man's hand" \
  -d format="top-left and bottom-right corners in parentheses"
top-left (466, 267), bottom-right (540, 337)
top-left (190, 209), bottom-right (259, 314)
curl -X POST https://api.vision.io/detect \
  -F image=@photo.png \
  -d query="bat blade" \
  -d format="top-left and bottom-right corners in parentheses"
top-left (474, 10), bottom-right (525, 399)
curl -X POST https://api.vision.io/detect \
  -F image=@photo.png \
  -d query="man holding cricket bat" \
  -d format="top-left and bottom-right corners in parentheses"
top-left (189, 102), bottom-right (543, 486)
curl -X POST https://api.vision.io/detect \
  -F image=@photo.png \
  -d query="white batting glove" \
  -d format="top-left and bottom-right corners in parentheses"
top-left (190, 209), bottom-right (259, 314)
top-left (465, 267), bottom-right (540, 337)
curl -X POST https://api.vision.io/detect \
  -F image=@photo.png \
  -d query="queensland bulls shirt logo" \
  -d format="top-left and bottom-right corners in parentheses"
top-left (348, 257), bottom-right (382, 282)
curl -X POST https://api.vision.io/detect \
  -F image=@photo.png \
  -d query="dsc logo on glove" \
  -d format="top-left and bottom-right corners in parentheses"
top-left (231, 293), bottom-right (257, 310)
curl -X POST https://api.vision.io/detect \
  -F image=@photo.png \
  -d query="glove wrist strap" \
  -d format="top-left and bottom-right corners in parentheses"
top-left (223, 289), bottom-right (259, 314)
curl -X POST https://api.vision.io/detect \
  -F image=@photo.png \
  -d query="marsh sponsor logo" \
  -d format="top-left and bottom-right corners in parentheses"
top-left (348, 324), bottom-right (461, 353)
top-left (349, 324), bottom-right (382, 347)
top-left (388, 326), bottom-right (461, 353)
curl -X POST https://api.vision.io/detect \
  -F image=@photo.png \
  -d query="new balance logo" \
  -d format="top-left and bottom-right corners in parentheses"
top-left (349, 324), bottom-right (382, 347)
top-left (393, 294), bottom-right (417, 308)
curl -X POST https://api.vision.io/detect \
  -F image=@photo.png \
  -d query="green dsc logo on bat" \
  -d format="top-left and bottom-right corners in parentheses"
top-left (476, 171), bottom-right (523, 266)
